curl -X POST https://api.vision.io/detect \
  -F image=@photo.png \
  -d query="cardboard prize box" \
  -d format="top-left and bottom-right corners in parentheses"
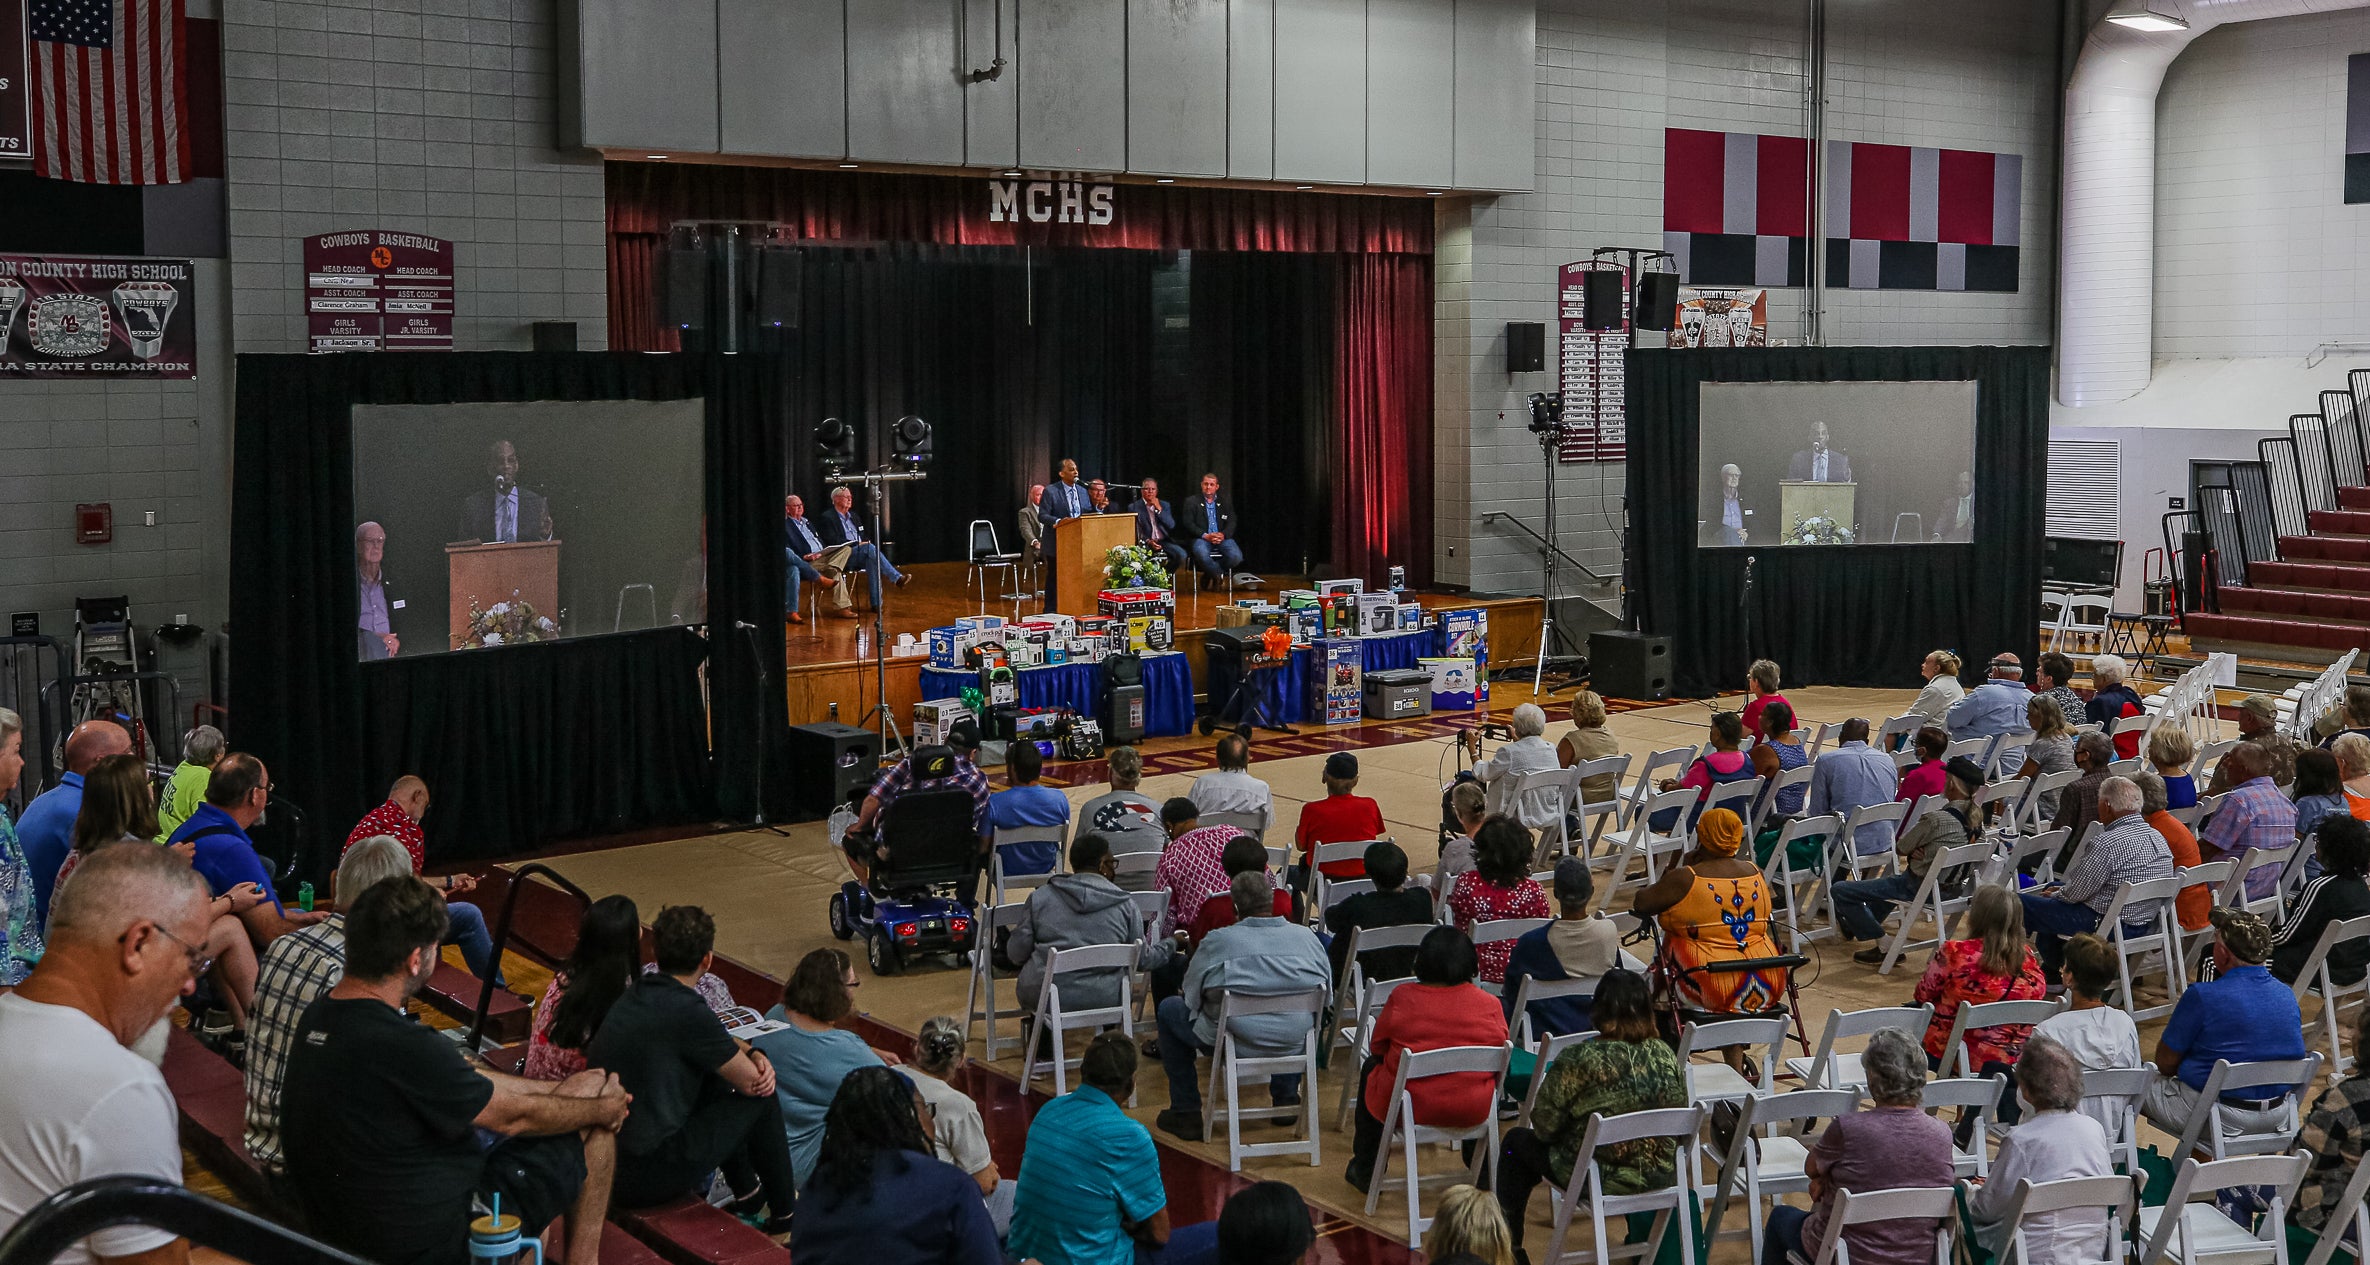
top-left (913, 699), bottom-right (974, 747)
top-left (927, 626), bottom-right (981, 669)
top-left (1311, 638), bottom-right (1364, 725)
top-left (1439, 608), bottom-right (1491, 702)
top-left (1420, 656), bottom-right (1479, 711)
top-left (1356, 592), bottom-right (1397, 636)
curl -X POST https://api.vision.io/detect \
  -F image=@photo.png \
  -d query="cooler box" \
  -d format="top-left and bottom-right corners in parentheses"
top-left (1311, 638), bottom-right (1363, 724)
top-left (1362, 669), bottom-right (1432, 720)
top-left (1420, 656), bottom-right (1478, 711)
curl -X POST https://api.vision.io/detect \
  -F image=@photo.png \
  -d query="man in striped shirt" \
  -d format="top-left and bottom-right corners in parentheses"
top-left (2020, 775), bottom-right (2175, 984)
top-left (2198, 743), bottom-right (2296, 901)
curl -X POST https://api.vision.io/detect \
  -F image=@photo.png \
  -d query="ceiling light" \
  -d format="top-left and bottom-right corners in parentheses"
top-left (645, 154), bottom-right (668, 160)
top-left (837, 162), bottom-right (860, 169)
top-left (1427, 190), bottom-right (1446, 196)
top-left (2104, 0), bottom-right (2187, 31)
top-left (1155, 177), bottom-right (1175, 184)
top-left (1004, 169), bottom-right (1023, 177)
top-left (1294, 184), bottom-right (1312, 191)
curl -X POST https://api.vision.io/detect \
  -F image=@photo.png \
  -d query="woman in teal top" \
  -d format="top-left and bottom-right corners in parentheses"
top-left (0, 708), bottom-right (44, 986)
top-left (751, 947), bottom-right (890, 1187)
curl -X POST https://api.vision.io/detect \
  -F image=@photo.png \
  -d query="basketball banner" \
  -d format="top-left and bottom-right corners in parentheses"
top-left (0, 251), bottom-right (196, 377)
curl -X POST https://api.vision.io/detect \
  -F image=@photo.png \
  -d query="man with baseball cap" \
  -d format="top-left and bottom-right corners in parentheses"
top-left (1291, 751), bottom-right (1385, 893)
top-left (1946, 651), bottom-right (2031, 769)
top-left (2142, 907), bottom-right (2310, 1141)
top-left (838, 719), bottom-right (991, 885)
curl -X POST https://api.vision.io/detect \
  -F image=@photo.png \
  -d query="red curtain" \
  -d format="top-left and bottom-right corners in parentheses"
top-left (1333, 254), bottom-right (1435, 590)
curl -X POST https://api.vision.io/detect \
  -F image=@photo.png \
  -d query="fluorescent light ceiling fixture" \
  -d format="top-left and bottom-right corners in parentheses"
top-left (2104, 0), bottom-right (2187, 31)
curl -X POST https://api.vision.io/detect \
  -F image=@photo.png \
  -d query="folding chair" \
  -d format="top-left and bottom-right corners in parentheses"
top-left (1875, 839), bottom-right (1992, 975)
top-left (2040, 591), bottom-right (2071, 649)
top-left (1677, 1014), bottom-right (1787, 1106)
top-left (964, 519), bottom-right (1022, 614)
top-left (2289, 914), bottom-right (2370, 1077)
top-left (1128, 889), bottom-right (1170, 1019)
top-left (1806, 722), bottom-right (1841, 760)
top-left (1876, 713), bottom-right (1926, 754)
top-left (1984, 729), bottom-right (2035, 780)
top-left (1901, 792), bottom-right (1945, 832)
top-left (990, 824), bottom-right (1067, 904)
top-left (2173, 859), bottom-right (2234, 979)
top-left (1507, 767), bottom-right (1584, 859)
top-left (1922, 1073), bottom-right (2007, 1178)
top-left (1984, 827), bottom-right (2070, 889)
top-left (2098, 875), bottom-right (2188, 1022)
top-left (2169, 1056), bottom-right (2324, 1162)
top-left (2132, 1153), bottom-right (2310, 1265)
top-left (1616, 747), bottom-right (1696, 829)
top-left (2061, 594), bottom-right (2113, 655)
top-left (1364, 1043), bottom-right (1513, 1244)
top-left (1201, 808), bottom-right (1268, 842)
top-left (1752, 766), bottom-right (1818, 837)
top-left (962, 901), bottom-right (1029, 1059)
top-left (1784, 1004), bottom-right (1934, 1093)
top-left (1314, 877), bottom-right (1376, 928)
top-left (1703, 777), bottom-right (1766, 831)
top-left (1937, 997), bottom-right (2063, 1078)
top-left (1797, 1185), bottom-right (1957, 1265)
top-left (2298, 1142), bottom-right (2370, 1265)
top-left (1984, 1174), bottom-right (2136, 1265)
top-left (1111, 848), bottom-right (1162, 894)
top-left (1018, 942), bottom-right (1139, 1095)
top-left (1200, 987), bottom-right (1325, 1171)
top-left (1830, 801), bottom-right (1910, 883)
top-left (2221, 845), bottom-right (2302, 925)
top-left (1971, 777), bottom-right (2029, 826)
top-left (1332, 948), bottom-right (1422, 1130)
top-left (1761, 813), bottom-right (1843, 950)
top-left (1600, 788), bottom-right (1699, 898)
top-left (1515, 1030), bottom-right (1595, 1130)
top-left (1307, 839), bottom-right (1379, 920)
top-left (1703, 1088), bottom-right (1859, 1265)
top-left (1471, 917), bottom-right (1552, 994)
top-left (2018, 769), bottom-right (2083, 833)
top-left (2081, 1066), bottom-right (2153, 1176)
top-left (1944, 737), bottom-right (1992, 764)
top-left (1509, 975), bottom-right (1597, 1050)
top-left (1537, 1105), bottom-right (1705, 1265)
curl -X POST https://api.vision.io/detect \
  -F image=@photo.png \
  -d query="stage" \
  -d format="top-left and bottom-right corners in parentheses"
top-left (780, 561), bottom-right (1546, 730)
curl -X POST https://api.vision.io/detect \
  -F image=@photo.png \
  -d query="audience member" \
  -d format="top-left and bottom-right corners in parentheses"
top-left (2017, 934), bottom-right (2142, 1135)
top-left (2015, 696), bottom-right (2077, 823)
top-left (906, 1016), bottom-right (1012, 1232)
top-left (989, 741), bottom-right (1072, 877)
top-left (344, 775), bottom-right (499, 980)
top-left (1010, 1033), bottom-right (1191, 1265)
top-left (2086, 654), bottom-right (2146, 760)
top-left (2321, 683), bottom-right (2370, 749)
top-left (242, 836), bottom-right (411, 1180)
top-left (1154, 871), bottom-right (1330, 1141)
top-left (0, 842), bottom-right (212, 1265)
top-left (1808, 718), bottom-right (1902, 859)
top-left (2298, 1008), bottom-right (2370, 1235)
top-left (1151, 798), bottom-right (1241, 938)
top-left (158, 723), bottom-right (227, 840)
top-left (1656, 712), bottom-right (1755, 829)
top-left (1741, 658), bottom-right (1789, 735)
top-left (168, 753), bottom-right (328, 947)
top-left (1897, 727), bottom-right (1951, 804)
top-left (1436, 781), bottom-right (1488, 895)
top-left (791, 1066), bottom-right (1002, 1265)
top-left (2209, 695), bottom-right (2299, 792)
top-left (1187, 733), bottom-right (1273, 836)
top-left (2338, 734), bottom-right (2370, 821)
top-left (1749, 700), bottom-right (1810, 821)
top-left (2147, 727), bottom-right (2198, 809)
top-left (1945, 652), bottom-right (2030, 767)
top-left (1913, 885), bottom-right (2044, 1072)
top-left (841, 721), bottom-right (992, 885)
top-left (1556, 690), bottom-right (1623, 804)
top-left (2141, 908), bottom-right (2308, 1146)
top-left (282, 876), bottom-right (628, 1265)
top-left (1833, 757), bottom-right (1986, 963)
top-left (523, 895), bottom-right (643, 1082)
top-left (1445, 816), bottom-right (1551, 985)
top-left (2271, 815), bottom-right (2370, 988)
top-left (2048, 732), bottom-right (2119, 848)
top-left (2198, 742), bottom-right (2297, 900)
top-left (1324, 840), bottom-right (1433, 979)
top-left (1181, 836), bottom-right (1292, 945)
top-left (1216, 1181), bottom-right (1314, 1265)
top-left (1493, 969), bottom-right (1685, 1258)
top-left (0, 708), bottom-right (42, 984)
top-left (1078, 746), bottom-right (1167, 881)
top-left (2032, 653), bottom-right (2087, 732)
top-left (1633, 808), bottom-right (1783, 1031)
top-left (2024, 775), bottom-right (2175, 983)
top-left (1344, 927), bottom-right (1506, 1192)
top-left (2133, 773), bottom-right (2209, 934)
top-left (589, 905), bottom-right (797, 1233)
top-left (1501, 858), bottom-right (1618, 1039)
top-left (15, 718), bottom-right (131, 927)
top-left (749, 945), bottom-right (893, 1191)
top-left (1292, 752), bottom-right (1385, 888)
top-left (1475, 704), bottom-right (1564, 828)
top-left (1966, 1037), bottom-right (2115, 1264)
top-left (1910, 650), bottom-right (1966, 722)
top-left (1010, 834), bottom-right (1173, 1016)
top-left (2293, 749), bottom-right (2349, 880)
top-left (1761, 1029), bottom-right (1955, 1265)
top-left (1423, 1185), bottom-right (1515, 1265)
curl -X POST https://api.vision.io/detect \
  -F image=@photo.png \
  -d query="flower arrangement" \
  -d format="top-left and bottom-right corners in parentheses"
top-left (1784, 515), bottom-right (1855, 546)
top-left (462, 593), bottom-right (560, 648)
top-left (1102, 543), bottom-right (1173, 590)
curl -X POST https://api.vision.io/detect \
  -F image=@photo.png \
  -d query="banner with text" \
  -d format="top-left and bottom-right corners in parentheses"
top-left (0, 0), bottom-right (26, 165)
top-left (0, 253), bottom-right (196, 378)
top-left (304, 230), bottom-right (455, 351)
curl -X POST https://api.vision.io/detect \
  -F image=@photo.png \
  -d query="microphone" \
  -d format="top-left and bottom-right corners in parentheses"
top-left (733, 620), bottom-right (757, 630)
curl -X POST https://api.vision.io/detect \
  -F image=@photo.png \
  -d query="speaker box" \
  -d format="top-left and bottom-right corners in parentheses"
top-left (1633, 271), bottom-right (1679, 331)
top-left (755, 247), bottom-right (802, 329)
top-left (1505, 321), bottom-right (1545, 373)
top-left (1105, 683), bottom-right (1147, 745)
top-left (785, 721), bottom-right (880, 815)
top-left (660, 247), bottom-right (708, 330)
top-left (1104, 651), bottom-right (1143, 688)
top-left (1589, 630), bottom-right (1671, 702)
top-left (1581, 271), bottom-right (1626, 331)
top-left (531, 321), bottom-right (577, 353)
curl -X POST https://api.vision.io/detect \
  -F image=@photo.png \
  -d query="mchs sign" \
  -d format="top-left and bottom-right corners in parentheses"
top-left (987, 173), bottom-right (1116, 226)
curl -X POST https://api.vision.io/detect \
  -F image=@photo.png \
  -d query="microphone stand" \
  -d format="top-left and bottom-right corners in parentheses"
top-left (838, 465), bottom-right (929, 760)
top-left (733, 620), bottom-right (790, 835)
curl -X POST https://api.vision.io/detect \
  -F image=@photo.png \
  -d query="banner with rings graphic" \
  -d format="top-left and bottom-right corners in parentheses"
top-left (0, 252), bottom-right (196, 378)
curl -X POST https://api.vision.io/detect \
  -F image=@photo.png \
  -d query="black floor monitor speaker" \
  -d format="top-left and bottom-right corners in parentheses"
top-left (1106, 683), bottom-right (1147, 745)
top-left (1590, 630), bottom-right (1671, 701)
top-left (1506, 321), bottom-right (1545, 373)
top-left (786, 721), bottom-right (880, 815)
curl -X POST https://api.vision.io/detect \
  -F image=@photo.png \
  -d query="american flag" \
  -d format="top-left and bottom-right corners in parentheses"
top-left (30, 0), bottom-right (190, 184)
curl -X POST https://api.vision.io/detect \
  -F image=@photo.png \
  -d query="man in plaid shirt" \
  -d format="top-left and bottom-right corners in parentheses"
top-left (2299, 1007), bottom-right (2370, 1232)
top-left (839, 720), bottom-right (991, 885)
top-left (243, 837), bottom-right (415, 1182)
top-left (2020, 775), bottom-right (2175, 984)
top-left (2199, 744), bottom-right (2297, 900)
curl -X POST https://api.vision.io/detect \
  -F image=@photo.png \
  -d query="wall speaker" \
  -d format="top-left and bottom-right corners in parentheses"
top-left (531, 321), bottom-right (577, 353)
top-left (1633, 271), bottom-right (1679, 331)
top-left (660, 247), bottom-right (708, 330)
top-left (755, 246), bottom-right (802, 330)
top-left (1589, 629), bottom-right (1671, 702)
top-left (1580, 270), bottom-right (1626, 331)
top-left (785, 721), bottom-right (881, 815)
top-left (1505, 321), bottom-right (1545, 373)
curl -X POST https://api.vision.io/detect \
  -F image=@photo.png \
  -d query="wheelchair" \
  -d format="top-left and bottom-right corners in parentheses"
top-left (829, 785), bottom-right (982, 976)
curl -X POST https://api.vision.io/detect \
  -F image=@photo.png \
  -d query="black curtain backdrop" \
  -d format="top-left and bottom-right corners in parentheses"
top-left (1189, 253), bottom-right (1337, 577)
top-left (1626, 346), bottom-right (2049, 697)
top-left (231, 352), bottom-right (790, 874)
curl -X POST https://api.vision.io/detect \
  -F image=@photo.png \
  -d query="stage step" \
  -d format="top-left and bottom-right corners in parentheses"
top-left (2280, 535), bottom-right (2370, 565)
top-left (2216, 586), bottom-right (2370, 625)
top-left (2309, 509), bottom-right (2370, 535)
top-left (2185, 612), bottom-right (2370, 656)
top-left (419, 962), bottom-right (530, 1044)
top-left (2246, 560), bottom-right (2370, 593)
top-left (2341, 486), bottom-right (2370, 511)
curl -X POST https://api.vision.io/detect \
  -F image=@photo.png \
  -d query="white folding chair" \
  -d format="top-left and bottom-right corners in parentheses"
top-left (1332, 961), bottom-right (1420, 1130)
top-left (990, 823), bottom-right (1068, 904)
top-left (2040, 591), bottom-right (2071, 648)
top-left (1112, 848), bottom-right (1162, 894)
top-left (1514, 1030), bottom-right (1595, 1130)
top-left (1984, 729), bottom-right (2035, 780)
top-left (1615, 747), bottom-right (1695, 829)
top-left (1506, 767), bottom-right (1584, 859)
top-left (1785, 1004), bottom-right (1935, 1093)
top-left (1831, 801), bottom-right (1910, 882)
top-left (1761, 813), bottom-right (1842, 950)
top-left (1875, 839), bottom-right (1992, 975)
top-left (1985, 827), bottom-right (2070, 889)
top-left (1937, 996), bottom-right (2064, 1078)
top-left (1922, 1073), bottom-right (2007, 1178)
top-left (1703, 1087), bottom-right (1861, 1265)
top-left (2133, 1153), bottom-right (2310, 1265)
top-left (1200, 987), bottom-right (1325, 1171)
top-left (1876, 713), bottom-right (1925, 753)
top-left (1678, 1014), bottom-right (1787, 1106)
top-left (1363, 1043), bottom-right (1513, 1244)
top-left (1315, 876), bottom-right (1376, 926)
top-left (1128, 889), bottom-right (1170, 1020)
top-left (2298, 1142), bottom-right (2370, 1265)
top-left (2174, 859), bottom-right (2235, 980)
top-left (1901, 792), bottom-right (1945, 831)
top-left (1971, 777), bottom-right (2029, 825)
top-left (2170, 1056), bottom-right (2325, 1161)
top-left (2290, 913), bottom-right (2370, 1077)
top-left (1807, 722), bottom-right (1841, 760)
top-left (1537, 1105), bottom-right (1705, 1265)
top-left (1986, 1174), bottom-right (2137, 1265)
top-left (1799, 1185), bottom-right (1957, 1265)
top-left (2061, 594), bottom-right (2114, 655)
top-left (2099, 875), bottom-right (2188, 1022)
top-left (1600, 788), bottom-right (1700, 898)
top-left (1471, 917), bottom-right (1552, 994)
top-left (1943, 737), bottom-right (1991, 763)
top-left (1570, 754), bottom-right (1632, 855)
top-left (1704, 776), bottom-right (1766, 831)
top-left (2019, 769), bottom-right (2083, 833)
top-left (1752, 765), bottom-right (1817, 837)
top-left (962, 900), bottom-right (1029, 1060)
top-left (1307, 839), bottom-right (1379, 921)
top-left (2081, 1066), bottom-right (2153, 1176)
top-left (2222, 844), bottom-right (2302, 925)
top-left (1018, 942), bottom-right (1138, 1095)
top-left (1508, 975), bottom-right (1598, 1050)
top-left (1262, 843), bottom-right (1289, 873)
top-left (1201, 808), bottom-right (1268, 842)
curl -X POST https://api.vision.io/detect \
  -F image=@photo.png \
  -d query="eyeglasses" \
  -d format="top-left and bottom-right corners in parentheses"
top-left (140, 921), bottom-right (215, 980)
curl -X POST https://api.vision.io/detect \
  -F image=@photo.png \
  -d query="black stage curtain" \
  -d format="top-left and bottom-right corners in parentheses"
top-left (1625, 346), bottom-right (2049, 697)
top-left (231, 352), bottom-right (790, 875)
top-left (1189, 253), bottom-right (1336, 578)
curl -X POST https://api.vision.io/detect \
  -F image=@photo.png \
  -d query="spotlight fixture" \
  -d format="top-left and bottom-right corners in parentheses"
top-left (890, 414), bottom-right (932, 467)
top-left (814, 416), bottom-right (855, 475)
top-left (1524, 392), bottom-right (1563, 435)
top-left (2104, 0), bottom-right (2186, 31)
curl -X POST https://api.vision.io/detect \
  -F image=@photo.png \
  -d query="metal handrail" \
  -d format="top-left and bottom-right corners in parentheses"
top-left (0, 1177), bottom-right (368, 1265)
top-left (465, 861), bottom-right (594, 1051)
top-left (1477, 510), bottom-right (1609, 584)
top-left (0, 635), bottom-right (70, 802)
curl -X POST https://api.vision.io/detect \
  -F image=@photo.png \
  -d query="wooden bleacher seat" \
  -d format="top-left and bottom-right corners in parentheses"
top-left (612, 1198), bottom-right (790, 1265)
top-left (418, 962), bottom-right (530, 1044)
top-left (161, 1025), bottom-right (270, 1206)
top-left (550, 1221), bottom-right (666, 1265)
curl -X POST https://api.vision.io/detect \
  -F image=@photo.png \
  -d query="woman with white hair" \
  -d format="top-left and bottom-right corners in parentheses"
top-left (1967, 1036), bottom-right (2115, 1264)
top-left (0, 708), bottom-right (43, 985)
top-left (1473, 703), bottom-right (1563, 830)
top-left (2085, 654), bottom-right (2144, 760)
top-left (1762, 1029), bottom-right (1956, 1265)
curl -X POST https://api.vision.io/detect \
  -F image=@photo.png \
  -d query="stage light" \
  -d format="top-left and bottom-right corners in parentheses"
top-left (891, 414), bottom-right (932, 466)
top-left (2104, 0), bottom-right (2186, 30)
top-left (837, 162), bottom-right (860, 169)
top-left (815, 417), bottom-right (855, 474)
top-left (645, 154), bottom-right (668, 160)
top-left (1525, 392), bottom-right (1562, 434)
top-left (1155, 177), bottom-right (1175, 184)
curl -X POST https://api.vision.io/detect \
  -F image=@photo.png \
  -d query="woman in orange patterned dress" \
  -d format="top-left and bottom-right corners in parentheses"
top-left (1632, 807), bottom-right (1787, 1024)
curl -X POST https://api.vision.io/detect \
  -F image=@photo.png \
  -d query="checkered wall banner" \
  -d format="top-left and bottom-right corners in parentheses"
top-left (1662, 129), bottom-right (2022, 292)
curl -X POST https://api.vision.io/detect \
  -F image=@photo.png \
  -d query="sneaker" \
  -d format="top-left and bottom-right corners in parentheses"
top-left (1155, 1110), bottom-right (1204, 1141)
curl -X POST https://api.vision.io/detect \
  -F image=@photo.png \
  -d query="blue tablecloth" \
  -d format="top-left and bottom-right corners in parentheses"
top-left (1206, 628), bottom-right (1445, 726)
top-left (918, 651), bottom-right (1194, 738)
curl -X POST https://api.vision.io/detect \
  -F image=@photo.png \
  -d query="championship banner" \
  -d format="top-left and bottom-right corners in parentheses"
top-left (0, 252), bottom-right (195, 377)
top-left (1672, 287), bottom-right (1768, 348)
top-left (0, 0), bottom-right (28, 165)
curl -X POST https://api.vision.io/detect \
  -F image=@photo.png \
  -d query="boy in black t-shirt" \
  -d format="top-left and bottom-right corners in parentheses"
top-left (282, 877), bottom-right (629, 1265)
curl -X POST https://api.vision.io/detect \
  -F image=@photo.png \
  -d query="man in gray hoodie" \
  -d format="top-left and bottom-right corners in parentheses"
top-left (1153, 870), bottom-right (1332, 1140)
top-left (1007, 834), bottom-right (1175, 1016)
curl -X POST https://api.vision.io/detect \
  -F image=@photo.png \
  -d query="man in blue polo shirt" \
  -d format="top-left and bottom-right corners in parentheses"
top-left (14, 720), bottom-right (131, 924)
top-left (2142, 907), bottom-right (2310, 1146)
top-left (989, 742), bottom-right (1072, 876)
top-left (169, 753), bottom-right (327, 949)
top-left (1008, 1033), bottom-right (1210, 1265)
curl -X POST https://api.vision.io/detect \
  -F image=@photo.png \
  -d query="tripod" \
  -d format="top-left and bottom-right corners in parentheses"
top-left (1202, 655), bottom-right (1295, 736)
top-left (1530, 421), bottom-right (1590, 697)
top-left (837, 467), bottom-right (927, 760)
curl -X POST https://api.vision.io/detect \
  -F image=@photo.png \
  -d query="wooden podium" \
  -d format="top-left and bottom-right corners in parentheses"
top-left (447, 540), bottom-right (561, 648)
top-left (1777, 481), bottom-right (1857, 540)
top-left (1053, 514), bottom-right (1137, 617)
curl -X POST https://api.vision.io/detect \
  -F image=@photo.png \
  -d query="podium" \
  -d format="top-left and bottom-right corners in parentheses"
top-left (1053, 514), bottom-right (1137, 617)
top-left (447, 540), bottom-right (561, 648)
top-left (1777, 481), bottom-right (1857, 541)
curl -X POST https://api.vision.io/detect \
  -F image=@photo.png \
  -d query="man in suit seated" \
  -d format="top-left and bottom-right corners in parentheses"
top-left (1933, 471), bottom-right (1975, 542)
top-left (1037, 459), bottom-right (1089, 607)
top-left (1784, 421), bottom-right (1851, 483)
top-left (456, 439), bottom-right (553, 543)
top-left (1179, 472), bottom-right (1243, 584)
top-left (1135, 477), bottom-right (1185, 573)
top-left (814, 485), bottom-right (907, 617)
top-left (1087, 479), bottom-right (1113, 514)
top-left (781, 494), bottom-right (841, 625)
top-left (1016, 484), bottom-right (1044, 577)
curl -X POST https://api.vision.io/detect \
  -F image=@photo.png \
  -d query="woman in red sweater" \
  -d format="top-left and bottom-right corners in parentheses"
top-left (1346, 925), bottom-right (1509, 1192)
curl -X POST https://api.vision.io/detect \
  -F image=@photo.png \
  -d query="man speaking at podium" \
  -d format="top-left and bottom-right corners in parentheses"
top-left (1785, 422), bottom-right (1852, 483)
top-left (457, 439), bottom-right (553, 543)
